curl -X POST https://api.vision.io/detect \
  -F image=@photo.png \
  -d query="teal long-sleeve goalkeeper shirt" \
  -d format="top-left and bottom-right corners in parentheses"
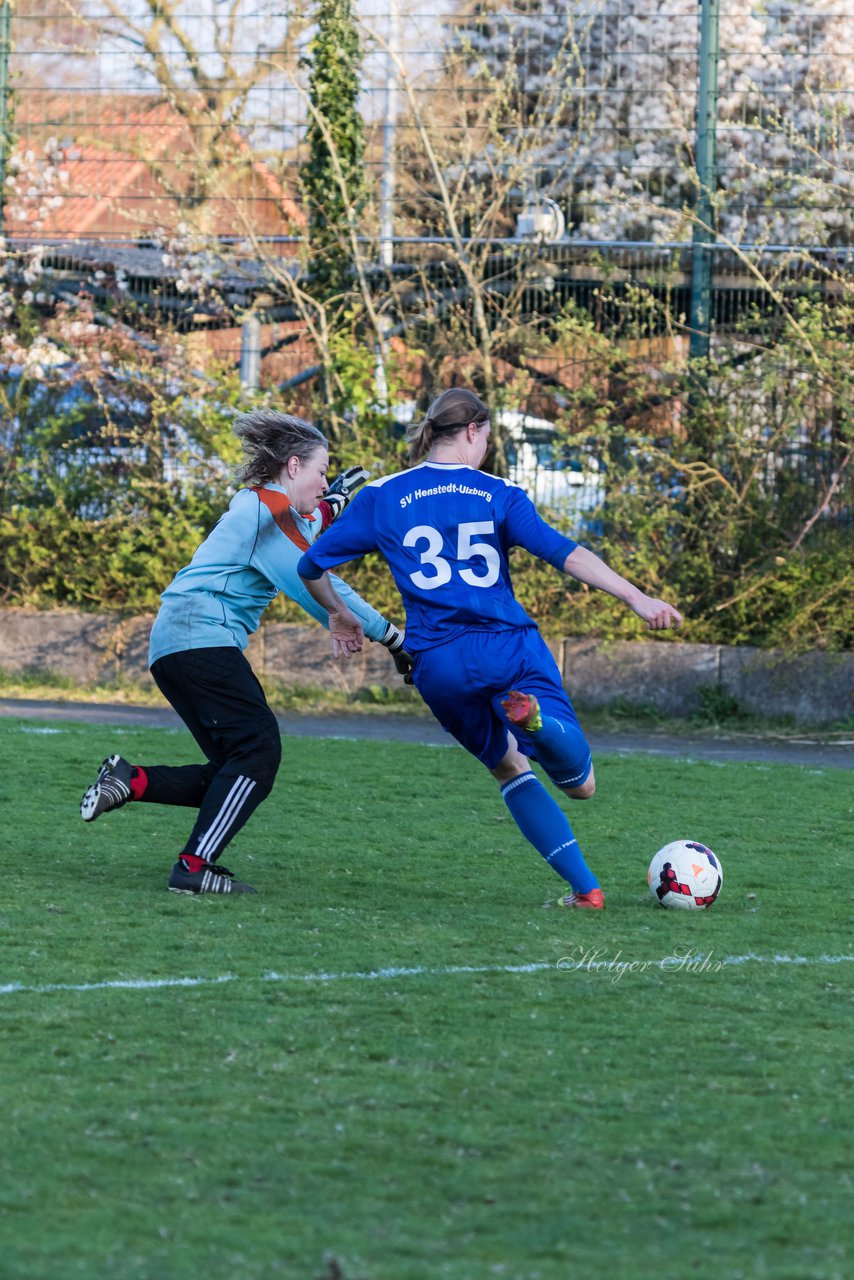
top-left (148, 484), bottom-right (389, 666)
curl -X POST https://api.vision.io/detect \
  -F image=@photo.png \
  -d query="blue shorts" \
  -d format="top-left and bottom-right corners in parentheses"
top-left (411, 627), bottom-right (591, 782)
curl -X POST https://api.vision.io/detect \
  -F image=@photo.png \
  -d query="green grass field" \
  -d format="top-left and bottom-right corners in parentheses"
top-left (1, 717), bottom-right (851, 1280)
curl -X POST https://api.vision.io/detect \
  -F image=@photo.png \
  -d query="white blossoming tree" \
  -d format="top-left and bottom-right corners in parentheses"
top-left (442, 0), bottom-right (854, 244)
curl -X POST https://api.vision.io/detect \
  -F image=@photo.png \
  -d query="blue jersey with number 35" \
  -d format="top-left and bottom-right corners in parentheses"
top-left (298, 462), bottom-right (577, 652)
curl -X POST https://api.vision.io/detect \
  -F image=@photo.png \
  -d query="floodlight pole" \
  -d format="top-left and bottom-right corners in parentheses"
top-left (374, 0), bottom-right (399, 408)
top-left (239, 314), bottom-right (262, 390)
top-left (0, 0), bottom-right (12, 233)
top-left (378, 0), bottom-right (399, 271)
top-left (689, 0), bottom-right (720, 361)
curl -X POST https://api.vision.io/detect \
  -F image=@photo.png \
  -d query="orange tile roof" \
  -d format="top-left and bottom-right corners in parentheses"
top-left (8, 94), bottom-right (304, 240)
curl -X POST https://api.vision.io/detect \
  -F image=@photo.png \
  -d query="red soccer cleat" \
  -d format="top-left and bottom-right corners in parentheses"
top-left (555, 888), bottom-right (605, 910)
top-left (501, 690), bottom-right (543, 733)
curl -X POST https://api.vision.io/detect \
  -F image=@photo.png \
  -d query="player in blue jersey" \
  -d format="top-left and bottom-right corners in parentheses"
top-left (297, 387), bottom-right (682, 909)
top-left (79, 409), bottom-right (410, 895)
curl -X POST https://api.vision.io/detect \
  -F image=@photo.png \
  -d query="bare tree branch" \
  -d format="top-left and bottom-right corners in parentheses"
top-left (791, 448), bottom-right (851, 552)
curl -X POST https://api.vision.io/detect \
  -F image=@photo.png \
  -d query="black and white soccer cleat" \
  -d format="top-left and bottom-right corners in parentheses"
top-left (80, 754), bottom-right (133, 822)
top-left (167, 857), bottom-right (257, 895)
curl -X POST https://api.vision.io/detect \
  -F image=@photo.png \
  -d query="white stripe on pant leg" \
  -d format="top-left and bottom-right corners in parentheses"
top-left (193, 776), bottom-right (249, 861)
top-left (195, 775), bottom-right (256, 862)
top-left (196, 775), bottom-right (255, 861)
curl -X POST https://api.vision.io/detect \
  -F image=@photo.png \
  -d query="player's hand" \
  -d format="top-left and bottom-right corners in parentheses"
top-left (632, 596), bottom-right (683, 631)
top-left (324, 465), bottom-right (370, 519)
top-left (391, 646), bottom-right (415, 684)
top-left (327, 607), bottom-right (364, 658)
top-left (380, 622), bottom-right (414, 683)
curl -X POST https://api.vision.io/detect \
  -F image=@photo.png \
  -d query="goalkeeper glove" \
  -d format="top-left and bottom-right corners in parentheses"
top-left (323, 464), bottom-right (370, 519)
top-left (380, 621), bottom-right (415, 684)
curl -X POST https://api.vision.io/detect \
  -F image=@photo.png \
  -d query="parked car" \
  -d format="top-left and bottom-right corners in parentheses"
top-left (498, 409), bottom-right (604, 531)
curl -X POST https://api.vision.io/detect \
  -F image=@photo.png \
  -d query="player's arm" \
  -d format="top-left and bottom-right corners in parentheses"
top-left (326, 574), bottom-right (413, 680)
top-left (562, 545), bottom-right (682, 631)
top-left (298, 486), bottom-right (389, 657)
top-left (299, 570), bottom-right (365, 656)
top-left (300, 481), bottom-right (379, 570)
top-left (503, 487), bottom-right (681, 631)
top-left (250, 498), bottom-right (364, 654)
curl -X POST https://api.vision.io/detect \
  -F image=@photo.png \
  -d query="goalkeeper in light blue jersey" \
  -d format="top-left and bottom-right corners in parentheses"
top-left (298, 387), bottom-right (682, 910)
top-left (79, 409), bottom-right (410, 896)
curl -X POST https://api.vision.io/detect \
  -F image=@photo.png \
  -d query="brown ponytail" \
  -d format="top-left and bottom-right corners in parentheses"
top-left (405, 388), bottom-right (490, 465)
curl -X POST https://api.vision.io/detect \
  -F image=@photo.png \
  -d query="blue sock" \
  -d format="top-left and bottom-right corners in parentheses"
top-left (501, 771), bottom-right (598, 893)
top-left (525, 714), bottom-right (592, 790)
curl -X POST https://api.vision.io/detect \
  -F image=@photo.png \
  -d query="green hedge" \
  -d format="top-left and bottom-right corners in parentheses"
top-left (2, 303), bottom-right (851, 652)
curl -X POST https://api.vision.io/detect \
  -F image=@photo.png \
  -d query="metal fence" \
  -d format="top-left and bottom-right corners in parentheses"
top-left (1, 3), bottom-right (850, 373)
top-left (3, 2), bottom-right (853, 247)
top-left (1, 0), bottom-right (851, 522)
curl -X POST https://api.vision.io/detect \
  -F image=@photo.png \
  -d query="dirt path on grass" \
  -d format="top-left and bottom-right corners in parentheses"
top-left (1, 696), bottom-right (851, 770)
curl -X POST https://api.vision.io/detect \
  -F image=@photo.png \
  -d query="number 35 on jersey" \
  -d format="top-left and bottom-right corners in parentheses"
top-left (403, 521), bottom-right (501, 589)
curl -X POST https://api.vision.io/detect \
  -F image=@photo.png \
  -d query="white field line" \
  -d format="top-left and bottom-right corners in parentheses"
top-left (1, 953), bottom-right (854, 999)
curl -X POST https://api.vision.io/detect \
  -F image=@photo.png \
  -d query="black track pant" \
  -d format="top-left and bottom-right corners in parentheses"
top-left (143, 647), bottom-right (282, 863)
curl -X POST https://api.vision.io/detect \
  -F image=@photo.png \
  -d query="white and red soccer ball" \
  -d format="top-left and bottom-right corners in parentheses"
top-left (648, 840), bottom-right (723, 910)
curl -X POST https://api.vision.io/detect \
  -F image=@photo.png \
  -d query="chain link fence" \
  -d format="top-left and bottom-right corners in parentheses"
top-left (1, 1), bottom-right (851, 527)
top-left (3, 2), bottom-right (852, 244)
